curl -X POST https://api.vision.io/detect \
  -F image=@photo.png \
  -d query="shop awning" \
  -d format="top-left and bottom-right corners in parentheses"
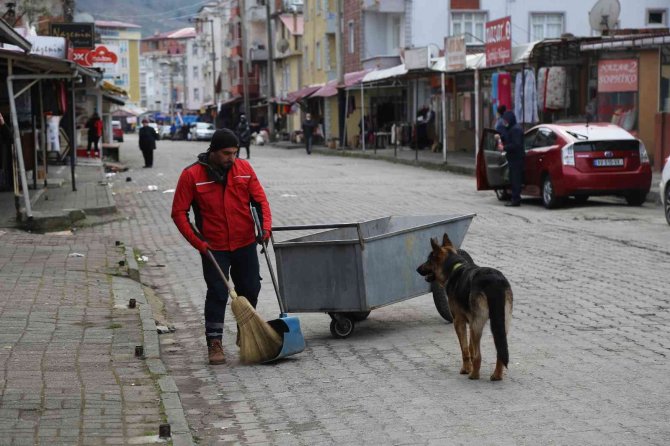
top-left (580, 33), bottom-right (670, 51)
top-left (312, 70), bottom-right (370, 97)
top-left (286, 84), bottom-right (323, 102)
top-left (101, 80), bottom-right (129, 98)
top-left (279, 14), bottom-right (304, 36)
top-left (220, 95), bottom-right (242, 106)
top-left (430, 53), bottom-right (485, 72)
top-left (0, 18), bottom-right (31, 52)
top-left (361, 64), bottom-right (408, 84)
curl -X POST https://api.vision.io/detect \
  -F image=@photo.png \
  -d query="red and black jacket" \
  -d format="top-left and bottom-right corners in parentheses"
top-left (171, 154), bottom-right (272, 252)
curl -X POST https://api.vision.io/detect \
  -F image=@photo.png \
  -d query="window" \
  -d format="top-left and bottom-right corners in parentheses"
top-left (121, 57), bottom-right (128, 69)
top-left (316, 41), bottom-right (322, 70)
top-left (192, 43), bottom-right (198, 56)
top-left (530, 13), bottom-right (564, 40)
top-left (647, 9), bottom-right (667, 26)
top-left (193, 66), bottom-right (199, 79)
top-left (193, 88), bottom-right (200, 101)
top-left (391, 15), bottom-right (401, 50)
top-left (348, 21), bottom-right (355, 54)
top-left (451, 11), bottom-right (487, 44)
top-left (303, 45), bottom-right (309, 72)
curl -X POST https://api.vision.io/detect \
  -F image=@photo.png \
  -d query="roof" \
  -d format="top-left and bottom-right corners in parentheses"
top-left (543, 123), bottom-right (636, 142)
top-left (361, 64), bottom-right (408, 83)
top-left (143, 27), bottom-right (196, 41)
top-left (0, 18), bottom-right (31, 52)
top-left (95, 20), bottom-right (141, 29)
top-left (0, 48), bottom-right (101, 79)
top-left (312, 70), bottom-right (369, 97)
top-left (581, 33), bottom-right (670, 51)
top-left (279, 14), bottom-right (304, 36)
top-left (286, 84), bottom-right (323, 102)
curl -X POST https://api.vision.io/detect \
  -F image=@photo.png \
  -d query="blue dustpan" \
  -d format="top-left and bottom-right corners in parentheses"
top-left (252, 207), bottom-right (306, 362)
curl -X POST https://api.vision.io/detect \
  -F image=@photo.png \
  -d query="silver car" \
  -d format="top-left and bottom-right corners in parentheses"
top-left (191, 122), bottom-right (216, 141)
top-left (661, 155), bottom-right (670, 225)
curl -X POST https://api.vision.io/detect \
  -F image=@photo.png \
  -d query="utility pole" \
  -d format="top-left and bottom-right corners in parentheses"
top-left (209, 19), bottom-right (217, 105)
top-left (335, 0), bottom-right (345, 146)
top-left (240, 0), bottom-right (250, 119)
top-left (265, 0), bottom-right (275, 138)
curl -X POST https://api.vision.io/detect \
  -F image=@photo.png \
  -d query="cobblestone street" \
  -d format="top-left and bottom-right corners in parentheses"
top-left (91, 135), bottom-right (670, 445)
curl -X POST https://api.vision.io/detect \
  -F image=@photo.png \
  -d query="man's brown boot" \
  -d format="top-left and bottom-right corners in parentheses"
top-left (208, 339), bottom-right (225, 365)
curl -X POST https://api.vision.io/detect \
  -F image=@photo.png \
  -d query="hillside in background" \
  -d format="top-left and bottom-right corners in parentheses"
top-left (75, 0), bottom-right (200, 36)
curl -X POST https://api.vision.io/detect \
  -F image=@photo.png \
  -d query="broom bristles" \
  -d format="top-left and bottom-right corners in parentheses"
top-left (231, 295), bottom-right (283, 364)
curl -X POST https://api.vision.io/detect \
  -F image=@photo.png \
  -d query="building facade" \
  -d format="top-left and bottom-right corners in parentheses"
top-left (96, 21), bottom-right (142, 105)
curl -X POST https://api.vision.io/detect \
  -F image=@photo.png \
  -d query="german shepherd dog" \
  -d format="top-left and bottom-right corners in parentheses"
top-left (416, 233), bottom-right (513, 381)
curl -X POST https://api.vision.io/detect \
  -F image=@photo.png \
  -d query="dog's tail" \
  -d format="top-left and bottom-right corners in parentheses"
top-left (485, 282), bottom-right (512, 368)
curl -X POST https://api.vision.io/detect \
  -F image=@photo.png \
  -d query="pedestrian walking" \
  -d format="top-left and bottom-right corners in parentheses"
top-left (171, 128), bottom-right (273, 365)
top-left (302, 113), bottom-right (317, 155)
top-left (236, 114), bottom-right (252, 159)
top-left (138, 119), bottom-right (158, 168)
top-left (497, 111), bottom-right (525, 207)
top-left (85, 112), bottom-right (103, 157)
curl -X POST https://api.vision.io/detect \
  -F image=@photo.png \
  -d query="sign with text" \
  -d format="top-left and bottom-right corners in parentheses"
top-left (404, 47), bottom-right (430, 70)
top-left (598, 59), bottom-right (638, 92)
top-left (445, 36), bottom-right (466, 72)
top-left (485, 16), bottom-right (511, 67)
top-left (70, 45), bottom-right (119, 68)
top-left (49, 22), bottom-right (95, 49)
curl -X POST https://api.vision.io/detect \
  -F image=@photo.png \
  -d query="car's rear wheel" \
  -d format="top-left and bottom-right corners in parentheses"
top-left (624, 190), bottom-right (647, 206)
top-left (665, 183), bottom-right (670, 225)
top-left (542, 175), bottom-right (561, 209)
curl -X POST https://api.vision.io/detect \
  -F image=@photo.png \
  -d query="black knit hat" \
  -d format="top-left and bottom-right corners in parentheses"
top-left (208, 128), bottom-right (239, 152)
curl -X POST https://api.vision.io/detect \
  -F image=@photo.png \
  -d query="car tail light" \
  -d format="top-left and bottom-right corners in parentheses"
top-left (561, 144), bottom-right (575, 166)
top-left (638, 141), bottom-right (650, 164)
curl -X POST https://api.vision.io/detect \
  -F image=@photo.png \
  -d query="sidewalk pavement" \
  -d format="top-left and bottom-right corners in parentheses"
top-left (273, 141), bottom-right (663, 205)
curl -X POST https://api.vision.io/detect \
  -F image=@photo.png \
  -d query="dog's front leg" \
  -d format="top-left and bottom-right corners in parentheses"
top-left (453, 317), bottom-right (471, 375)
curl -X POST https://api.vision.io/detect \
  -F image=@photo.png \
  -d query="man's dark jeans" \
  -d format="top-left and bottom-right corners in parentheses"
top-left (305, 135), bottom-right (313, 154)
top-left (508, 159), bottom-right (524, 204)
top-left (201, 242), bottom-right (261, 341)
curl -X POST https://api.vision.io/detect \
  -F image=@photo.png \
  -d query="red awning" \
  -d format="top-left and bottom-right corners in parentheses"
top-left (286, 85), bottom-right (323, 102)
top-left (279, 14), bottom-right (304, 36)
top-left (311, 70), bottom-right (370, 98)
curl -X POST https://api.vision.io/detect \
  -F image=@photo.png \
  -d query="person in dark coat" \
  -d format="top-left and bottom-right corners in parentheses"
top-left (138, 119), bottom-right (158, 168)
top-left (236, 114), bottom-right (252, 159)
top-left (85, 112), bottom-right (103, 157)
top-left (301, 113), bottom-right (317, 155)
top-left (498, 110), bottom-right (525, 207)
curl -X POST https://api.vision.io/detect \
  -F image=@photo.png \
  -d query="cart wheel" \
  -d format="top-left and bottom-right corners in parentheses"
top-left (431, 281), bottom-right (453, 323)
top-left (330, 317), bottom-right (355, 338)
top-left (348, 311), bottom-right (371, 322)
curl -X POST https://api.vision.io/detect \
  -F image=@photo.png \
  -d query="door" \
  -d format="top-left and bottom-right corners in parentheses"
top-left (523, 128), bottom-right (558, 196)
top-left (476, 128), bottom-right (509, 190)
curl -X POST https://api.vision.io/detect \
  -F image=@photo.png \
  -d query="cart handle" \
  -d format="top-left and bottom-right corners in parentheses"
top-left (271, 223), bottom-right (365, 249)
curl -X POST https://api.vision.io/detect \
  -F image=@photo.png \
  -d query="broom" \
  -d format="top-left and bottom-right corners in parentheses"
top-left (205, 250), bottom-right (282, 364)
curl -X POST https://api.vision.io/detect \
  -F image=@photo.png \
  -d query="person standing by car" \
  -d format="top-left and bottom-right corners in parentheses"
top-left (85, 112), bottom-right (103, 157)
top-left (497, 110), bottom-right (525, 207)
top-left (302, 113), bottom-right (317, 155)
top-left (138, 119), bottom-right (158, 168)
top-left (236, 114), bottom-right (252, 159)
top-left (171, 128), bottom-right (272, 365)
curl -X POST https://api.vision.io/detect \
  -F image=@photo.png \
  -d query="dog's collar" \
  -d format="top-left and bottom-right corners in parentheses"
top-left (451, 262), bottom-right (463, 273)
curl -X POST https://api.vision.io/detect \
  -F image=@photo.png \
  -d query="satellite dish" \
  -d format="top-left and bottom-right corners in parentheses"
top-left (276, 38), bottom-right (290, 54)
top-left (589, 0), bottom-right (621, 32)
top-left (74, 12), bottom-right (95, 23)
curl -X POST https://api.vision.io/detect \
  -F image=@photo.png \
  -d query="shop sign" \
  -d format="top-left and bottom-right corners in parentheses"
top-left (49, 22), bottom-right (95, 49)
top-left (70, 45), bottom-right (119, 68)
top-left (445, 36), bottom-right (466, 72)
top-left (405, 47), bottom-right (430, 70)
top-left (485, 16), bottom-right (511, 67)
top-left (4, 33), bottom-right (66, 58)
top-left (598, 59), bottom-right (638, 93)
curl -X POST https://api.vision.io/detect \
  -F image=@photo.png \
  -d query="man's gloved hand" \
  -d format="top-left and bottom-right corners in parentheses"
top-left (256, 230), bottom-right (270, 245)
top-left (197, 241), bottom-right (211, 255)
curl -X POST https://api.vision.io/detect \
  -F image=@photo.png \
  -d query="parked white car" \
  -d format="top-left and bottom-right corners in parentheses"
top-left (661, 156), bottom-right (670, 225)
top-left (191, 122), bottom-right (216, 141)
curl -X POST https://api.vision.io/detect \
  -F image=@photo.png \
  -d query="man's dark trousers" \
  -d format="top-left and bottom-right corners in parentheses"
top-left (508, 159), bottom-right (524, 204)
top-left (201, 242), bottom-right (261, 342)
top-left (305, 135), bottom-right (313, 154)
top-left (141, 148), bottom-right (153, 167)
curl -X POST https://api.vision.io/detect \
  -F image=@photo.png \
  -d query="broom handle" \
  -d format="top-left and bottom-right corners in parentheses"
top-left (251, 207), bottom-right (286, 314)
top-left (205, 250), bottom-right (239, 300)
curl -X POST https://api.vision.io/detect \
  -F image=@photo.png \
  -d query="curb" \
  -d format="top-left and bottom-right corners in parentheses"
top-left (118, 247), bottom-right (195, 446)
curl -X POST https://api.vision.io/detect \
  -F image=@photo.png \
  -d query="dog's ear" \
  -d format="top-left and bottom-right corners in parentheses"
top-left (442, 233), bottom-right (453, 248)
top-left (430, 237), bottom-right (440, 251)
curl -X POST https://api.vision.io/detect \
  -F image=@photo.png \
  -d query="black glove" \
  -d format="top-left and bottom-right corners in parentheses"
top-left (256, 229), bottom-right (268, 245)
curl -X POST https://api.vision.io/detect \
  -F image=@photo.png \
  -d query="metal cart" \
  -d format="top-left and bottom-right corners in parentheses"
top-left (271, 214), bottom-right (475, 338)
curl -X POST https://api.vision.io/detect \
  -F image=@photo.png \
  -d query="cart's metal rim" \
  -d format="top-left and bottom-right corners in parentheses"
top-left (278, 289), bottom-right (433, 313)
top-left (272, 214), bottom-right (476, 249)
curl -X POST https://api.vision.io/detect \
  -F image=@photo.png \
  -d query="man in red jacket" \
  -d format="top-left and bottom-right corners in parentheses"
top-left (171, 128), bottom-right (272, 365)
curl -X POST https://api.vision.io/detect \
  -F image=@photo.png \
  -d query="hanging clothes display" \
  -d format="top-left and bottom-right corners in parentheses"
top-left (538, 67), bottom-right (569, 112)
top-left (491, 72), bottom-right (499, 117)
top-left (514, 69), bottom-right (539, 124)
top-left (497, 72), bottom-right (512, 111)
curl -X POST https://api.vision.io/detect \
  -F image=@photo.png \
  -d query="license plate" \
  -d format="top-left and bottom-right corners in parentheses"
top-left (593, 158), bottom-right (624, 167)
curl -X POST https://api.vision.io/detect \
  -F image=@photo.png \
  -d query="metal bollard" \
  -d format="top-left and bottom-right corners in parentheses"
top-left (128, 299), bottom-right (136, 309)
top-left (159, 423), bottom-right (171, 438)
top-left (134, 345), bottom-right (144, 358)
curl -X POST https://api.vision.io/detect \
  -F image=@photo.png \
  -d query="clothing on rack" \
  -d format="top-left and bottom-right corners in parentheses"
top-left (538, 67), bottom-right (569, 112)
top-left (514, 69), bottom-right (539, 124)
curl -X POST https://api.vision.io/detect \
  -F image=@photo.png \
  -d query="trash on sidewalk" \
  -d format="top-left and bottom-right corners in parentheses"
top-left (105, 172), bottom-right (116, 178)
top-left (137, 255), bottom-right (149, 262)
top-left (156, 325), bottom-right (176, 334)
top-left (104, 161), bottom-right (129, 173)
top-left (147, 185), bottom-right (158, 191)
top-left (162, 189), bottom-right (175, 194)
top-left (68, 252), bottom-right (85, 257)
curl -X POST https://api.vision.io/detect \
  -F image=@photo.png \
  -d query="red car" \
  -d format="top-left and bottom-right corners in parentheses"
top-left (477, 123), bottom-right (652, 208)
top-left (112, 120), bottom-right (124, 142)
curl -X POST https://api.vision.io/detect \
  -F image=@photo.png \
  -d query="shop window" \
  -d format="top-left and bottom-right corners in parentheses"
top-left (647, 9), bottom-right (667, 26)
top-left (193, 66), bottom-right (199, 79)
top-left (596, 59), bottom-right (639, 132)
top-left (451, 11), bottom-right (487, 44)
top-left (661, 47), bottom-right (670, 112)
top-left (316, 41), bottom-right (322, 70)
top-left (530, 13), bottom-right (564, 40)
